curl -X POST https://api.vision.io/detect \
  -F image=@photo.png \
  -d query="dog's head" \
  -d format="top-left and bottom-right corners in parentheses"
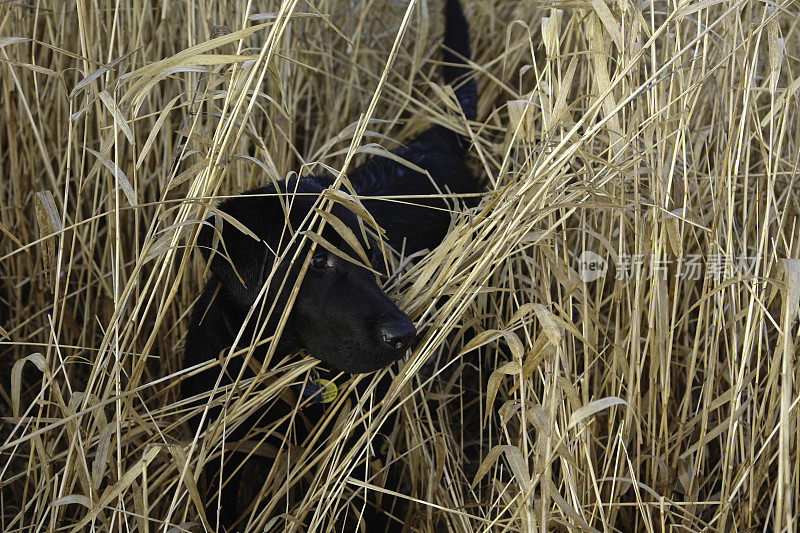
top-left (197, 177), bottom-right (416, 373)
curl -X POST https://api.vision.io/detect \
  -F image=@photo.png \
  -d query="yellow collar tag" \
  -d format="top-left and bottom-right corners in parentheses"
top-left (312, 378), bottom-right (338, 404)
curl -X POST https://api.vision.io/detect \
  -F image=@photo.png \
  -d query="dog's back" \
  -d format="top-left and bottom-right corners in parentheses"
top-left (348, 0), bottom-right (480, 253)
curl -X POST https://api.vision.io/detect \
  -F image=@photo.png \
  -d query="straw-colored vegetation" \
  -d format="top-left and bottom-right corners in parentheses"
top-left (2, 0), bottom-right (800, 531)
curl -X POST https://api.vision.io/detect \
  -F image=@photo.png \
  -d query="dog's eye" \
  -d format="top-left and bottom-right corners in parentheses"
top-left (311, 253), bottom-right (328, 268)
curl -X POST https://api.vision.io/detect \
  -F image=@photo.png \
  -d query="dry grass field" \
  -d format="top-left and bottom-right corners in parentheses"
top-left (2, 0), bottom-right (800, 531)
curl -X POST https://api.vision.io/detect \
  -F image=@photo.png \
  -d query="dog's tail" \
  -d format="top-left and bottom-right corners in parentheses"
top-left (442, 0), bottom-right (477, 121)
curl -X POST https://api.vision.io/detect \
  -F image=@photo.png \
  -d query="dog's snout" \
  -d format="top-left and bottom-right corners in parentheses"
top-left (379, 320), bottom-right (416, 353)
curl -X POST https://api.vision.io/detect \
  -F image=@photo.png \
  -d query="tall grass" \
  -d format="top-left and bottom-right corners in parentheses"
top-left (1, 0), bottom-right (799, 531)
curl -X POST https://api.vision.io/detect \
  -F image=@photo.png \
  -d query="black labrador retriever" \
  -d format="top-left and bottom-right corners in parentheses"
top-left (183, 0), bottom-right (479, 528)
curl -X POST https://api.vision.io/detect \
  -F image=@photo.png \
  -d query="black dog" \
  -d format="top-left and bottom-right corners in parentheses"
top-left (183, 0), bottom-right (479, 529)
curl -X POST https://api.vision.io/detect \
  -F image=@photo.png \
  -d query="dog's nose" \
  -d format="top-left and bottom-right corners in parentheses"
top-left (379, 321), bottom-right (416, 352)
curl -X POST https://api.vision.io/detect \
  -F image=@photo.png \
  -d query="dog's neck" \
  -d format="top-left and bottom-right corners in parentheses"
top-left (220, 305), bottom-right (340, 404)
top-left (209, 281), bottom-right (342, 403)
top-left (214, 288), bottom-right (304, 362)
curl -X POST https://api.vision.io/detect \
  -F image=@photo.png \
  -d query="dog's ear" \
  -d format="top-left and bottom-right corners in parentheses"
top-left (197, 198), bottom-right (270, 309)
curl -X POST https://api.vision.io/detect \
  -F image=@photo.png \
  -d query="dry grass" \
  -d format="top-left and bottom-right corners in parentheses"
top-left (2, 0), bottom-right (800, 531)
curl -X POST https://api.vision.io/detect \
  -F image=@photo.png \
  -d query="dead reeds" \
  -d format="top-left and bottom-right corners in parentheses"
top-left (1, 0), bottom-right (799, 531)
